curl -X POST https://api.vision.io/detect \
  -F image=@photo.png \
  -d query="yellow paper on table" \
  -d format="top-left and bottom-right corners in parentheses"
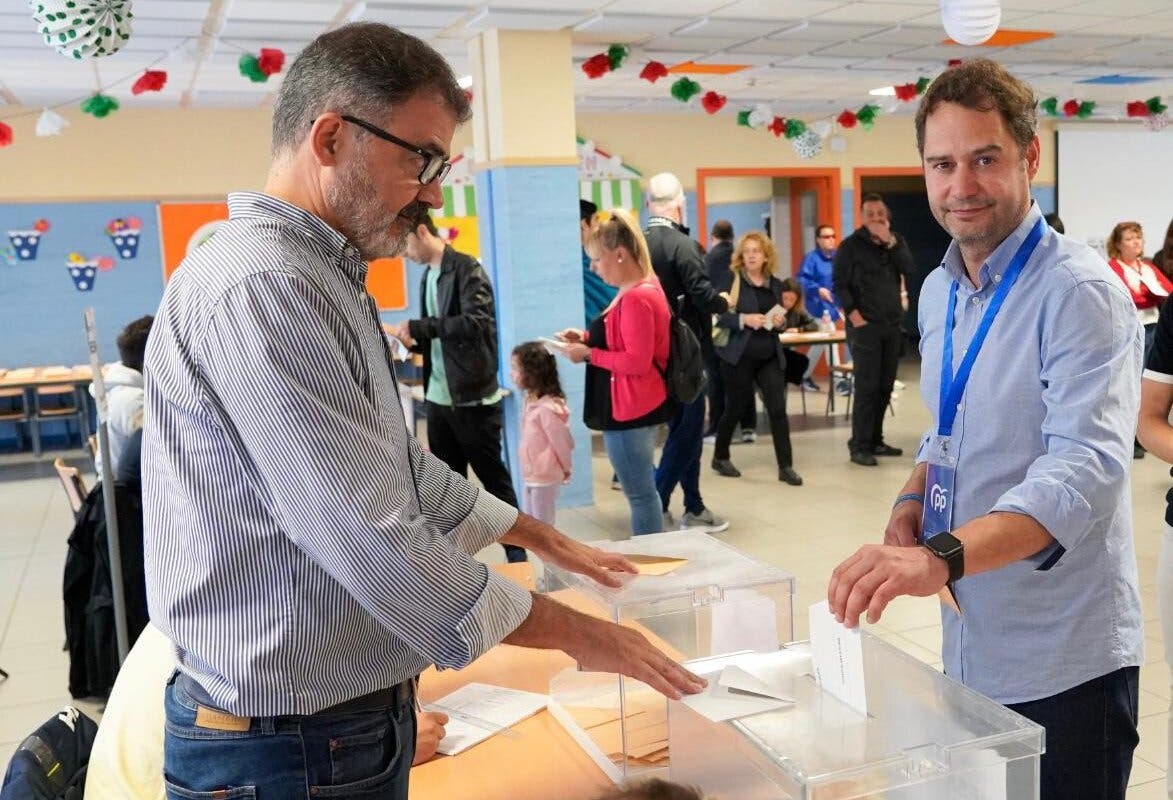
top-left (626, 555), bottom-right (688, 576)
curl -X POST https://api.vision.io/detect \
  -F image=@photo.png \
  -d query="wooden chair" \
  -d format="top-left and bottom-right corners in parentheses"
top-left (0, 387), bottom-right (30, 451)
top-left (53, 457), bottom-right (88, 517)
top-left (31, 383), bottom-right (89, 456)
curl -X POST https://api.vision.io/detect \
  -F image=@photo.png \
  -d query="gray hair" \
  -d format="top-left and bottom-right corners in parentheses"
top-left (647, 172), bottom-right (685, 214)
top-left (271, 23), bottom-right (471, 155)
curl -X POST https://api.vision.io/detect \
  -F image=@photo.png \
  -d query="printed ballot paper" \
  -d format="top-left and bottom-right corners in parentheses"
top-left (809, 601), bottom-right (867, 715)
top-left (681, 662), bottom-right (793, 722)
top-left (427, 683), bottom-right (548, 756)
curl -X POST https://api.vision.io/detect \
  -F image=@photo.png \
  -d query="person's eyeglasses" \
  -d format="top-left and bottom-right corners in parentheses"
top-left (818, 234), bottom-right (836, 239)
top-left (341, 114), bottom-right (452, 185)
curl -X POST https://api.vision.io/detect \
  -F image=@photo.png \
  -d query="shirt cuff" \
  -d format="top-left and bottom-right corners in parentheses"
top-left (447, 489), bottom-right (519, 555)
top-left (453, 572), bottom-right (532, 665)
top-left (1143, 369), bottom-right (1173, 384)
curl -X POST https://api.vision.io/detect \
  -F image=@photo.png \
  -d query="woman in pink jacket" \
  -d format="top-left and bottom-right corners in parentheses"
top-left (560, 210), bottom-right (673, 535)
top-left (511, 342), bottom-right (574, 525)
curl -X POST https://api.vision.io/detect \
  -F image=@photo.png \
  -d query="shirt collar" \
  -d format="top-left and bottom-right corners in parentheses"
top-left (940, 201), bottom-right (1044, 290)
top-left (648, 216), bottom-right (687, 235)
top-left (227, 191), bottom-right (369, 286)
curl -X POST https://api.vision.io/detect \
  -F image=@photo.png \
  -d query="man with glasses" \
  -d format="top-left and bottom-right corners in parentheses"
top-left (797, 224), bottom-right (841, 392)
top-left (143, 23), bottom-right (704, 799)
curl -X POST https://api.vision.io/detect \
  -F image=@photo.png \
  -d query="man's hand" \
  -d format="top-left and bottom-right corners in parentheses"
top-left (501, 514), bottom-right (636, 588)
top-left (556, 328), bottom-right (584, 344)
top-left (412, 710), bottom-right (448, 766)
top-left (827, 544), bottom-right (948, 627)
top-left (767, 310), bottom-right (786, 329)
top-left (847, 309), bottom-right (868, 328)
top-left (885, 499), bottom-right (923, 547)
top-left (818, 287), bottom-right (834, 303)
top-left (564, 343), bottom-right (590, 363)
top-left (385, 321), bottom-right (415, 347)
top-left (719, 291), bottom-right (734, 309)
top-left (864, 220), bottom-right (893, 246)
top-left (742, 313), bottom-right (767, 330)
top-left (567, 615), bottom-right (708, 701)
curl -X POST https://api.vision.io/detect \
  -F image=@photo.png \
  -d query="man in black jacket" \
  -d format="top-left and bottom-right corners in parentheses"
top-left (388, 215), bottom-right (526, 561)
top-left (645, 173), bottom-right (732, 532)
top-left (832, 193), bottom-right (914, 466)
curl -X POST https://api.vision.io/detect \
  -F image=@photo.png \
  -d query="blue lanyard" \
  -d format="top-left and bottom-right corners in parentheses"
top-left (939, 217), bottom-right (1046, 436)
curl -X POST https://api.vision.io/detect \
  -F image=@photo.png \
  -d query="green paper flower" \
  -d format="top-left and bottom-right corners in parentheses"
top-left (1039, 97), bottom-right (1059, 116)
top-left (238, 54), bottom-right (269, 83)
top-left (80, 92), bottom-right (119, 118)
top-left (784, 118), bottom-right (806, 139)
top-left (1147, 96), bottom-right (1168, 115)
top-left (670, 77), bottom-right (702, 103)
top-left (857, 104), bottom-right (879, 130)
top-left (607, 44), bottom-right (629, 70)
top-left (1077, 100), bottom-right (1095, 119)
top-left (916, 76), bottom-right (931, 94)
top-left (736, 109), bottom-right (752, 127)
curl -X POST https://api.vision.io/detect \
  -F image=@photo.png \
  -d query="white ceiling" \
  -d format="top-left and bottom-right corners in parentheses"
top-left (1, 0), bottom-right (1172, 119)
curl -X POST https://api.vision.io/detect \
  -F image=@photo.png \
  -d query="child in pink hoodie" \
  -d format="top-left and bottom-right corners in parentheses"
top-left (511, 342), bottom-right (574, 525)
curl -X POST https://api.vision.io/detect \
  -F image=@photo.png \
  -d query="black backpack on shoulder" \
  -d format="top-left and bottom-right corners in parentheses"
top-left (658, 305), bottom-right (707, 404)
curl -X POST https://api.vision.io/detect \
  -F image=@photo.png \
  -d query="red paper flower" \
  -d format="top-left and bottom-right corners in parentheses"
top-left (1127, 100), bottom-right (1150, 118)
top-left (894, 83), bottom-right (918, 102)
top-left (132, 70), bottom-right (168, 95)
top-left (96, 257), bottom-right (116, 272)
top-left (836, 110), bottom-right (858, 129)
top-left (639, 61), bottom-right (669, 83)
top-left (947, 59), bottom-right (964, 68)
top-left (701, 91), bottom-right (727, 114)
top-left (0, 122), bottom-right (12, 148)
top-left (258, 48), bottom-right (285, 77)
top-left (1062, 99), bottom-right (1080, 117)
top-left (767, 116), bottom-right (785, 137)
top-left (582, 54), bottom-right (611, 79)
top-left (33, 219), bottom-right (50, 233)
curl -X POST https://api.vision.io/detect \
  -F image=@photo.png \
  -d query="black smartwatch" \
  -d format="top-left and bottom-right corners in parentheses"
top-left (923, 532), bottom-right (965, 583)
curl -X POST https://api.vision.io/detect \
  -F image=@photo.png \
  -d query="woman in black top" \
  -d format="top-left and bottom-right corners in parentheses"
top-left (711, 232), bottom-right (803, 485)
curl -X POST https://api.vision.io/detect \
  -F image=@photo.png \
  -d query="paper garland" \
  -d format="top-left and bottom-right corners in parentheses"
top-left (0, 122), bottom-right (12, 148)
top-left (670, 77), bottom-right (702, 103)
top-left (239, 48), bottom-right (285, 83)
top-left (639, 61), bottom-right (668, 83)
top-left (581, 44), bottom-right (630, 79)
top-left (35, 107), bottom-right (68, 136)
top-left (131, 69), bottom-right (166, 94)
top-left (30, 0), bottom-right (135, 60)
top-left (80, 92), bottom-right (119, 117)
top-left (701, 91), bottom-right (727, 114)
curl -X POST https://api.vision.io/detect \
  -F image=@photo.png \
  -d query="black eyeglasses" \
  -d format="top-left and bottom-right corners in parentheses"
top-left (340, 114), bottom-right (452, 185)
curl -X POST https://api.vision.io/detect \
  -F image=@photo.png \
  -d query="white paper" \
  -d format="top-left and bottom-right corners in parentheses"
top-left (538, 336), bottom-right (572, 354)
top-left (761, 304), bottom-right (787, 331)
top-left (717, 664), bottom-right (792, 702)
top-left (709, 587), bottom-right (781, 655)
top-left (809, 601), bottom-right (867, 715)
top-left (681, 664), bottom-right (793, 723)
top-left (427, 683), bottom-right (548, 756)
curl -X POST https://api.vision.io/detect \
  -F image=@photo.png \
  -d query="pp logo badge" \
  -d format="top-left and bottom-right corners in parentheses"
top-left (930, 483), bottom-right (949, 514)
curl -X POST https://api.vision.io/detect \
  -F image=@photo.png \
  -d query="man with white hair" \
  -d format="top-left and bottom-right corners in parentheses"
top-left (644, 172), bottom-right (732, 532)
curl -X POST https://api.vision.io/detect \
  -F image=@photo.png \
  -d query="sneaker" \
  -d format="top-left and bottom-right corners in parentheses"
top-left (682, 507), bottom-right (730, 533)
top-left (850, 451), bottom-right (878, 467)
top-left (801, 377), bottom-right (821, 392)
top-left (740, 430), bottom-right (757, 444)
top-left (702, 434), bottom-right (716, 445)
top-left (663, 509), bottom-right (677, 530)
top-left (873, 443), bottom-right (903, 457)
top-left (711, 458), bottom-right (742, 477)
top-left (778, 467), bottom-right (803, 486)
top-left (610, 474), bottom-right (621, 491)
top-left (835, 380), bottom-right (852, 396)
top-left (893, 379), bottom-right (906, 391)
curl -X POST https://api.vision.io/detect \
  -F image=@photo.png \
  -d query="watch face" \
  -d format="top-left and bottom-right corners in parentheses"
top-left (926, 532), bottom-right (963, 558)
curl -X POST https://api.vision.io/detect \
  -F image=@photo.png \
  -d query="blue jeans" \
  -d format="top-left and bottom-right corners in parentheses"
top-left (1005, 666), bottom-right (1138, 800)
top-left (603, 426), bottom-right (662, 535)
top-left (655, 393), bottom-right (706, 516)
top-left (163, 673), bottom-right (416, 799)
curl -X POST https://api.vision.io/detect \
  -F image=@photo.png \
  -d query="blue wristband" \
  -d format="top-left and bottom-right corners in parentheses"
top-left (893, 493), bottom-right (925, 508)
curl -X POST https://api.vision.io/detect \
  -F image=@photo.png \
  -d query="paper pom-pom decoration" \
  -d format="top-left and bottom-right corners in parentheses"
top-left (581, 53), bottom-right (611, 79)
top-left (239, 48), bottom-right (284, 83)
top-left (606, 44), bottom-right (628, 70)
top-left (916, 77), bottom-right (932, 94)
top-left (784, 118), bottom-right (807, 139)
top-left (670, 77), bottom-right (702, 103)
top-left (856, 104), bottom-right (879, 130)
top-left (767, 116), bottom-right (785, 137)
top-left (31, 0), bottom-right (134, 60)
top-left (736, 110), bottom-right (752, 127)
top-left (35, 107), bottom-right (68, 136)
top-left (792, 129), bottom-right (822, 160)
top-left (132, 69), bottom-right (167, 94)
top-left (258, 48), bottom-right (284, 76)
top-left (836, 109), bottom-right (858, 129)
top-left (0, 122), bottom-right (12, 148)
top-left (1063, 99), bottom-right (1094, 119)
top-left (1145, 112), bottom-right (1169, 132)
top-left (894, 83), bottom-right (918, 102)
top-left (941, 0), bottom-right (1000, 46)
top-left (1128, 100), bottom-right (1150, 118)
top-left (639, 61), bottom-right (668, 83)
top-left (747, 103), bottom-right (773, 129)
top-left (701, 91), bottom-right (726, 115)
top-left (1039, 97), bottom-right (1059, 116)
top-left (80, 93), bottom-right (119, 118)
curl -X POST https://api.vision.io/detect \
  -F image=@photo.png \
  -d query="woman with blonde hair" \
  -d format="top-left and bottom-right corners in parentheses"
top-left (559, 209), bottom-right (674, 534)
top-left (710, 231), bottom-right (802, 485)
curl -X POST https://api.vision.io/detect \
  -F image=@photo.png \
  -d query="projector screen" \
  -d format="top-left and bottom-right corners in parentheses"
top-left (1057, 124), bottom-right (1173, 258)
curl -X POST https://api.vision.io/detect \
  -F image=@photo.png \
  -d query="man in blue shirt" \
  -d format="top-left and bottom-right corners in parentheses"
top-left (827, 59), bottom-right (1143, 799)
top-left (796, 224), bottom-right (840, 391)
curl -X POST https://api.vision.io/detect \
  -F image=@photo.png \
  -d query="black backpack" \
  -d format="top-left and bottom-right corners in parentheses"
top-left (658, 308), bottom-right (707, 404)
top-left (0, 706), bottom-right (98, 800)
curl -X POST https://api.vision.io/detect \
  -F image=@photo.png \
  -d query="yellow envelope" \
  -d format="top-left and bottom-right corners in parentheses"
top-left (625, 554), bottom-right (688, 576)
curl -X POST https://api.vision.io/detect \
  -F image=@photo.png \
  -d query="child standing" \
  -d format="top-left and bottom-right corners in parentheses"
top-left (511, 342), bottom-right (574, 525)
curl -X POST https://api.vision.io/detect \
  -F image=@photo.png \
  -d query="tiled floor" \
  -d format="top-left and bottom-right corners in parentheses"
top-left (1, 366), bottom-right (1170, 796)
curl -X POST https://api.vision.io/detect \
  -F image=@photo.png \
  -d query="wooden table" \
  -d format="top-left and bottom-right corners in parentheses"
top-left (778, 329), bottom-right (848, 415)
top-left (0, 365), bottom-right (98, 453)
top-left (409, 562), bottom-right (616, 800)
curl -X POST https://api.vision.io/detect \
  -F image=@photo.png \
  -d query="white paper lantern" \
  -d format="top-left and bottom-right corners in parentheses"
top-left (747, 103), bottom-right (773, 129)
top-left (940, 0), bottom-right (1000, 47)
top-left (35, 107), bottom-right (68, 137)
top-left (811, 120), bottom-right (833, 139)
top-left (30, 0), bottom-right (134, 60)
top-left (792, 129), bottom-right (822, 160)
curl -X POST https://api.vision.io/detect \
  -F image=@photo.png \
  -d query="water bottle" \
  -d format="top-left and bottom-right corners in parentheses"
top-left (821, 310), bottom-right (833, 332)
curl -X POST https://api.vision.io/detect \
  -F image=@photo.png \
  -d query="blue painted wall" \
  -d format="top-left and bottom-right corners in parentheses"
top-left (0, 201), bottom-right (163, 366)
top-left (704, 200), bottom-right (772, 242)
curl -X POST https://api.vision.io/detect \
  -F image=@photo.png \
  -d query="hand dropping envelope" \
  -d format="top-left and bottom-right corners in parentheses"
top-left (626, 554), bottom-right (688, 576)
top-left (682, 666), bottom-right (793, 722)
top-left (809, 601), bottom-right (867, 715)
top-left (718, 665), bottom-right (792, 702)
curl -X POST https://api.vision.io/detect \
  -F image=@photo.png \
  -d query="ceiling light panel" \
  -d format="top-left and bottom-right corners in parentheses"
top-left (730, 38), bottom-right (823, 56)
top-left (712, 0), bottom-right (851, 19)
top-left (462, 9), bottom-right (590, 31)
top-left (814, 3), bottom-right (935, 24)
top-left (670, 17), bottom-right (785, 38)
top-left (769, 21), bottom-right (889, 42)
top-left (361, 4), bottom-right (470, 28)
top-left (858, 25), bottom-right (952, 46)
top-left (642, 35), bottom-right (748, 52)
top-left (231, 1), bottom-right (338, 23)
top-left (812, 41), bottom-right (912, 59)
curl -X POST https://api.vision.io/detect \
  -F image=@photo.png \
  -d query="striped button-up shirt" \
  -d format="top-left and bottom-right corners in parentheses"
top-left (143, 192), bottom-right (531, 716)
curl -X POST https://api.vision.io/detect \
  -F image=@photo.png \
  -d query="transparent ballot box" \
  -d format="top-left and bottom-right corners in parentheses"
top-left (540, 530), bottom-right (795, 779)
top-left (668, 636), bottom-right (1044, 800)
